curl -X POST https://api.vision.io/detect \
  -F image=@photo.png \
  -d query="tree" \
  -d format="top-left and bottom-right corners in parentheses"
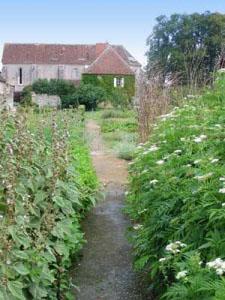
top-left (146, 12), bottom-right (225, 86)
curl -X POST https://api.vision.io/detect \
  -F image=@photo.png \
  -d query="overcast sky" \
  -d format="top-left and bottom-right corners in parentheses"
top-left (0, 0), bottom-right (225, 68)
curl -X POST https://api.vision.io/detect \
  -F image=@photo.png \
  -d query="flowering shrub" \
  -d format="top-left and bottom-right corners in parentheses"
top-left (126, 74), bottom-right (225, 299)
top-left (0, 109), bottom-right (98, 299)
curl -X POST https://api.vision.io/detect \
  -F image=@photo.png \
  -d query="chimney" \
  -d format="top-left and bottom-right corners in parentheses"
top-left (95, 43), bottom-right (108, 57)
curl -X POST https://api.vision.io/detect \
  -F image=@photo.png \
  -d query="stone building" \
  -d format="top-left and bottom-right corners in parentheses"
top-left (1, 43), bottom-right (141, 94)
top-left (0, 74), bottom-right (14, 110)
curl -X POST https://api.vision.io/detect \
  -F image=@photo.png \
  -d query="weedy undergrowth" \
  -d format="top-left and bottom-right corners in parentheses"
top-left (0, 108), bottom-right (98, 299)
top-left (126, 73), bottom-right (225, 299)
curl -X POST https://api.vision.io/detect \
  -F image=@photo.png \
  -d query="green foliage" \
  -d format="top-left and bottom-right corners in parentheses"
top-left (110, 89), bottom-right (130, 109)
top-left (101, 118), bottom-right (137, 133)
top-left (82, 74), bottom-right (135, 101)
top-left (101, 109), bottom-right (133, 119)
top-left (32, 79), bottom-right (76, 98)
top-left (71, 83), bottom-right (107, 111)
top-left (147, 12), bottom-right (225, 85)
top-left (20, 86), bottom-right (34, 107)
top-left (0, 109), bottom-right (98, 299)
top-left (115, 141), bottom-right (136, 161)
top-left (126, 73), bottom-right (225, 299)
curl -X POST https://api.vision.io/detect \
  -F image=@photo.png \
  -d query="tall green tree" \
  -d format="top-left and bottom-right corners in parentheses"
top-left (146, 12), bottom-right (225, 86)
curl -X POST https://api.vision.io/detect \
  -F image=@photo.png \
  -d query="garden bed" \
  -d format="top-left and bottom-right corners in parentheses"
top-left (0, 108), bottom-right (98, 299)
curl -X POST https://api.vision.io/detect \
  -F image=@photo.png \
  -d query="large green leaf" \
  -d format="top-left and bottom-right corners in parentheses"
top-left (7, 281), bottom-right (25, 300)
top-left (14, 263), bottom-right (30, 275)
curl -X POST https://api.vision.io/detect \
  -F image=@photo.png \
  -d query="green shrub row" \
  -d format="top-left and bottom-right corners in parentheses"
top-left (0, 109), bottom-right (98, 299)
top-left (126, 73), bottom-right (225, 299)
top-left (21, 79), bottom-right (107, 110)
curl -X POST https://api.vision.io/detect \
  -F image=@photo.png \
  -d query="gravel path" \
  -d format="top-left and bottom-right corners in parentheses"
top-left (71, 120), bottom-right (147, 300)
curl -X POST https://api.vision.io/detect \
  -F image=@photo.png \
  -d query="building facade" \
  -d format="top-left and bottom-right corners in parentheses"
top-left (1, 43), bottom-right (141, 93)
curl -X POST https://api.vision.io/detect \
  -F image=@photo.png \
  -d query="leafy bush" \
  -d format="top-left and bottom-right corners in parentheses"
top-left (32, 79), bottom-right (76, 98)
top-left (126, 74), bottom-right (225, 299)
top-left (115, 141), bottom-right (136, 161)
top-left (0, 109), bottom-right (98, 299)
top-left (20, 85), bottom-right (34, 107)
top-left (110, 89), bottom-right (130, 109)
top-left (72, 83), bottom-right (106, 111)
top-left (31, 80), bottom-right (106, 110)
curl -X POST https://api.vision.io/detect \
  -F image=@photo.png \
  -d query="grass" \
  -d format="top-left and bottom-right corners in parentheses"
top-left (86, 108), bottom-right (138, 160)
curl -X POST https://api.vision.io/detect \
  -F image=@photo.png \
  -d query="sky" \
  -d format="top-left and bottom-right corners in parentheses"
top-left (0, 0), bottom-right (225, 68)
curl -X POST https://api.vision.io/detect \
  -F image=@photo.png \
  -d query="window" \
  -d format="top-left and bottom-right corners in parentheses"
top-left (72, 68), bottom-right (80, 79)
top-left (58, 65), bottom-right (64, 79)
top-left (18, 68), bottom-right (23, 85)
top-left (114, 77), bottom-right (124, 88)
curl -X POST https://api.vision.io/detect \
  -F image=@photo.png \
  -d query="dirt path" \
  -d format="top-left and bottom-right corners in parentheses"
top-left (71, 120), bottom-right (145, 300)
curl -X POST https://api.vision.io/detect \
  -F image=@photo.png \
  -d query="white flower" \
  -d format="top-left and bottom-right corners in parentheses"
top-left (219, 188), bottom-right (225, 194)
top-left (6, 259), bottom-right (11, 265)
top-left (125, 191), bottom-right (129, 196)
top-left (219, 177), bottom-right (225, 181)
top-left (174, 150), bottom-right (182, 154)
top-left (207, 258), bottom-right (225, 275)
top-left (150, 179), bottom-right (158, 185)
top-left (200, 134), bottom-right (207, 139)
top-left (176, 270), bottom-right (188, 279)
top-left (193, 135), bottom-right (207, 143)
top-left (0, 214), bottom-right (3, 220)
top-left (133, 224), bottom-right (143, 230)
top-left (185, 164), bottom-right (192, 167)
top-left (194, 137), bottom-right (202, 143)
top-left (159, 257), bottom-right (167, 262)
top-left (142, 169), bottom-right (148, 174)
top-left (156, 160), bottom-right (165, 165)
top-left (180, 137), bottom-right (186, 142)
top-left (165, 241), bottom-right (186, 254)
top-left (128, 161), bottom-right (134, 165)
top-left (149, 145), bottom-right (159, 152)
top-left (222, 203), bottom-right (225, 207)
top-left (211, 158), bottom-right (219, 164)
top-left (194, 159), bottom-right (202, 165)
top-left (216, 268), bottom-right (224, 275)
top-left (194, 173), bottom-right (213, 181)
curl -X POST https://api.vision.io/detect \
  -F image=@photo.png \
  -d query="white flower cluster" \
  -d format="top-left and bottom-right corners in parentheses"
top-left (219, 188), bottom-right (225, 194)
top-left (194, 159), bottom-right (202, 165)
top-left (156, 160), bottom-right (165, 165)
top-left (165, 241), bottom-right (187, 254)
top-left (149, 145), bottom-right (160, 152)
top-left (142, 144), bottom-right (160, 156)
top-left (207, 258), bottom-right (225, 275)
top-left (194, 172), bottom-right (213, 181)
top-left (150, 179), bottom-right (158, 185)
top-left (211, 158), bottom-right (219, 164)
top-left (176, 270), bottom-right (188, 279)
top-left (133, 224), bottom-right (143, 230)
top-left (174, 149), bottom-right (182, 154)
top-left (193, 135), bottom-right (207, 143)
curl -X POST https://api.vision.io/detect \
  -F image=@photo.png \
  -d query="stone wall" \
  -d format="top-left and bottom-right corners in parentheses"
top-left (0, 81), bottom-right (14, 110)
top-left (31, 93), bottom-right (61, 108)
top-left (2, 64), bottom-right (87, 92)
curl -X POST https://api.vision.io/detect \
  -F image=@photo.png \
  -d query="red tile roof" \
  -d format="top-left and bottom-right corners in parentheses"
top-left (85, 46), bottom-right (134, 75)
top-left (2, 43), bottom-right (141, 69)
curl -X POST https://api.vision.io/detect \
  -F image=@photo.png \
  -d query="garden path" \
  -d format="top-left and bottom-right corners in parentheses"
top-left (71, 119), bottom-right (146, 300)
